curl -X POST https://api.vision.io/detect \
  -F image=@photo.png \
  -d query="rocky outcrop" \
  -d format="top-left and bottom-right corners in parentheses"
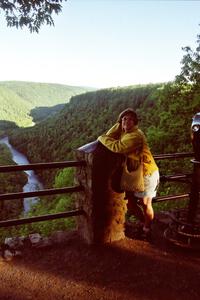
top-left (0, 230), bottom-right (75, 261)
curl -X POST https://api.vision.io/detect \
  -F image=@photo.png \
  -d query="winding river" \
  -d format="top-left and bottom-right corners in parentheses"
top-left (0, 136), bottom-right (43, 213)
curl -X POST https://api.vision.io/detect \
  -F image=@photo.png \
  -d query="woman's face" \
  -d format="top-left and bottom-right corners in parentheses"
top-left (122, 114), bottom-right (135, 132)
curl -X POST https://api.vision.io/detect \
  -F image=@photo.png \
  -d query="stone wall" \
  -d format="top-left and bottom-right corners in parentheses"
top-left (75, 141), bottom-right (127, 245)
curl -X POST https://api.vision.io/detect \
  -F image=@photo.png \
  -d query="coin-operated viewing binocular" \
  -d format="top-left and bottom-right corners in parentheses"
top-left (191, 112), bottom-right (200, 162)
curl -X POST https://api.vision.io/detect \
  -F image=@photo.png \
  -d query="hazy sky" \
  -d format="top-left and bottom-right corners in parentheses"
top-left (0, 0), bottom-right (200, 88)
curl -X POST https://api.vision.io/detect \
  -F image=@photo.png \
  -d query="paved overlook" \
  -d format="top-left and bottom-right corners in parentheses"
top-left (0, 223), bottom-right (200, 300)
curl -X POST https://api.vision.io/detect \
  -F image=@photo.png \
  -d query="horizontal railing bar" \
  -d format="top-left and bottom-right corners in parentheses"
top-left (160, 173), bottom-right (192, 181)
top-left (0, 152), bottom-right (194, 174)
top-left (0, 185), bottom-right (84, 201)
top-left (0, 160), bottom-right (86, 173)
top-left (154, 152), bottom-right (194, 160)
top-left (153, 193), bottom-right (189, 203)
top-left (0, 209), bottom-right (85, 228)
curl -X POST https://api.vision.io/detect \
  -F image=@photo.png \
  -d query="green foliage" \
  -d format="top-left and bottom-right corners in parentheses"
top-left (8, 80), bottom-right (198, 200)
top-left (175, 32), bottom-right (200, 87)
top-left (31, 104), bottom-right (65, 124)
top-left (15, 167), bottom-right (76, 237)
top-left (0, 85), bottom-right (32, 127)
top-left (0, 0), bottom-right (67, 33)
top-left (9, 83), bottom-right (160, 185)
top-left (54, 167), bottom-right (74, 188)
top-left (0, 81), bottom-right (93, 128)
top-left (0, 144), bottom-right (27, 220)
top-left (0, 120), bottom-right (18, 135)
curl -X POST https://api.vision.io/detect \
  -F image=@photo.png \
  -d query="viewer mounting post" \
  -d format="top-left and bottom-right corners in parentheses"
top-left (164, 112), bottom-right (200, 249)
top-left (187, 112), bottom-right (200, 224)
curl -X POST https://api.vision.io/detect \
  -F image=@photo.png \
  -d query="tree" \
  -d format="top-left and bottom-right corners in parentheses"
top-left (176, 32), bottom-right (200, 87)
top-left (0, 0), bottom-right (67, 33)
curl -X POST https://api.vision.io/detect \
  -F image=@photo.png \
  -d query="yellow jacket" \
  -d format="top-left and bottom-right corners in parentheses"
top-left (98, 123), bottom-right (158, 176)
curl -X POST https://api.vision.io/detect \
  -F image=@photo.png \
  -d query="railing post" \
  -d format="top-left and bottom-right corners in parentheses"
top-left (187, 161), bottom-right (200, 224)
top-left (75, 141), bottom-right (127, 244)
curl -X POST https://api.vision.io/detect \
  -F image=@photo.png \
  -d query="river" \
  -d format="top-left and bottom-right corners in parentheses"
top-left (0, 136), bottom-right (43, 213)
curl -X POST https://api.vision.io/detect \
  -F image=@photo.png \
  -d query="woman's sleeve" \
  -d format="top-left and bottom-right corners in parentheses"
top-left (105, 123), bottom-right (122, 138)
top-left (98, 131), bottom-right (143, 154)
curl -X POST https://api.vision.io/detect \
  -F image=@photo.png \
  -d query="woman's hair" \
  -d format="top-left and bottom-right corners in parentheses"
top-left (117, 108), bottom-right (139, 125)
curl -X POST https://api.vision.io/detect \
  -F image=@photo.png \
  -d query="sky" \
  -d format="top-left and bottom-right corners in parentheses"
top-left (0, 0), bottom-right (200, 89)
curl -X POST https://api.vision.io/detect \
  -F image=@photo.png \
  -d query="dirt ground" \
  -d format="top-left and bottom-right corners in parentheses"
top-left (0, 219), bottom-right (200, 300)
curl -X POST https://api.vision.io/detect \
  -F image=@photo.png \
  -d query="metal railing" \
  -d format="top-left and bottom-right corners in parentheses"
top-left (0, 152), bottom-right (195, 227)
top-left (153, 152), bottom-right (194, 203)
top-left (0, 160), bottom-right (86, 227)
top-left (153, 152), bottom-right (194, 160)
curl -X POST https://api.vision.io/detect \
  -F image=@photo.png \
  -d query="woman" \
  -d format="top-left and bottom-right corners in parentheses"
top-left (98, 108), bottom-right (159, 238)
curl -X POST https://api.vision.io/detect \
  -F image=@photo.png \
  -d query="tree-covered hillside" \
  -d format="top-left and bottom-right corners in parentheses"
top-left (30, 104), bottom-right (65, 123)
top-left (0, 85), bottom-right (32, 127)
top-left (8, 79), bottom-right (199, 193)
top-left (0, 81), bottom-right (93, 127)
top-left (9, 84), bottom-right (160, 181)
top-left (5, 83), bottom-right (163, 236)
top-left (6, 77), bottom-right (199, 238)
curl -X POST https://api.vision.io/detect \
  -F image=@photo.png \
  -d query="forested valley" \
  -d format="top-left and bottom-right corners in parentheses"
top-left (0, 81), bottom-right (92, 130)
top-left (0, 33), bottom-right (200, 238)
